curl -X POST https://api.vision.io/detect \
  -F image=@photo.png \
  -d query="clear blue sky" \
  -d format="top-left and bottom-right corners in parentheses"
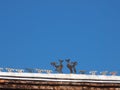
top-left (0, 0), bottom-right (120, 74)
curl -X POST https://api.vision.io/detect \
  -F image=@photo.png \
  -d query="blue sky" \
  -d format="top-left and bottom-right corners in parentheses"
top-left (0, 0), bottom-right (120, 74)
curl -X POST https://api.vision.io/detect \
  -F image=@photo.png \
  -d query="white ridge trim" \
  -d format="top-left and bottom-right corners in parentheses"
top-left (0, 72), bottom-right (120, 83)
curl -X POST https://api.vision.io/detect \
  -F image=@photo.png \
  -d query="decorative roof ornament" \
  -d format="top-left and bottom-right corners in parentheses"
top-left (36, 69), bottom-right (43, 73)
top-left (5, 68), bottom-right (14, 72)
top-left (89, 71), bottom-right (97, 75)
top-left (100, 71), bottom-right (108, 75)
top-left (25, 68), bottom-right (34, 73)
top-left (51, 59), bottom-right (63, 73)
top-left (65, 59), bottom-right (77, 74)
top-left (0, 68), bottom-right (3, 72)
top-left (110, 72), bottom-right (117, 76)
top-left (79, 70), bottom-right (86, 74)
top-left (15, 69), bottom-right (24, 73)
